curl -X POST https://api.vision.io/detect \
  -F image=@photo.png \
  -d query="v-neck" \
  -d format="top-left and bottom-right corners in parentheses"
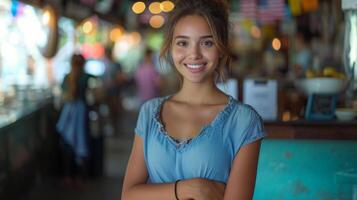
top-left (153, 95), bottom-right (234, 148)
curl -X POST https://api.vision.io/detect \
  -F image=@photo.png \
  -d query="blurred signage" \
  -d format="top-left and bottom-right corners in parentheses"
top-left (243, 78), bottom-right (278, 120)
top-left (342, 0), bottom-right (357, 10)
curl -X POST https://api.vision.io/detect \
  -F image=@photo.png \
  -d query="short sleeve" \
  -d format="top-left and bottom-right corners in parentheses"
top-left (241, 108), bottom-right (267, 147)
top-left (134, 101), bottom-right (151, 138)
top-left (223, 103), bottom-right (267, 157)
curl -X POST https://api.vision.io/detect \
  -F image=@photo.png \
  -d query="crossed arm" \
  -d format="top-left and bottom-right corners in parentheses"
top-left (121, 135), bottom-right (261, 200)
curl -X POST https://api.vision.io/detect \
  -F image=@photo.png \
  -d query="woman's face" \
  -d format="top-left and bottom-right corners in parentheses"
top-left (171, 14), bottom-right (220, 84)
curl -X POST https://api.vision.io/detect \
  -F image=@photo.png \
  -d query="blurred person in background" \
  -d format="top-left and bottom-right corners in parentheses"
top-left (134, 48), bottom-right (162, 104)
top-left (102, 47), bottom-right (126, 134)
top-left (56, 54), bottom-right (92, 189)
top-left (293, 31), bottom-right (313, 78)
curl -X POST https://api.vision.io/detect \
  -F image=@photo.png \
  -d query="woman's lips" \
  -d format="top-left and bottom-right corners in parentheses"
top-left (184, 63), bottom-right (206, 73)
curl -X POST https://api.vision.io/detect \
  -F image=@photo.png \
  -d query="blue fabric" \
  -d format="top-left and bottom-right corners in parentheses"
top-left (56, 100), bottom-right (89, 163)
top-left (135, 95), bottom-right (267, 184)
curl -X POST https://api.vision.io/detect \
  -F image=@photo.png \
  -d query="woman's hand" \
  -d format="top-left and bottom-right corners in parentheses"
top-left (178, 178), bottom-right (225, 200)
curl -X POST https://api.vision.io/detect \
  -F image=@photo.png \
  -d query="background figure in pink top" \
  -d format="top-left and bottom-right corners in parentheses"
top-left (134, 49), bottom-right (162, 103)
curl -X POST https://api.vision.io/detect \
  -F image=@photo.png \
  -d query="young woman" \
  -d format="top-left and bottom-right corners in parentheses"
top-left (121, 0), bottom-right (267, 199)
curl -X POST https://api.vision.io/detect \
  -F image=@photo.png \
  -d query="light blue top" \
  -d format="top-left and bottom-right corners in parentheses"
top-left (135, 95), bottom-right (267, 184)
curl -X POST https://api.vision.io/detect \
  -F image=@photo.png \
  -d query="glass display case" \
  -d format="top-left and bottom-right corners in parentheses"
top-left (0, 0), bottom-right (51, 87)
top-left (0, 0), bottom-right (53, 128)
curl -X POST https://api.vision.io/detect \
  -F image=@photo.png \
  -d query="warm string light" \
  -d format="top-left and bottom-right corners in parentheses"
top-left (149, 2), bottom-right (161, 14)
top-left (131, 32), bottom-right (141, 44)
top-left (110, 26), bottom-right (124, 42)
top-left (272, 38), bottom-right (281, 51)
top-left (82, 20), bottom-right (94, 34)
top-left (132, 1), bottom-right (146, 14)
top-left (160, 1), bottom-right (174, 12)
top-left (149, 15), bottom-right (165, 28)
top-left (132, 0), bottom-right (175, 14)
top-left (250, 26), bottom-right (261, 39)
top-left (131, 1), bottom-right (174, 28)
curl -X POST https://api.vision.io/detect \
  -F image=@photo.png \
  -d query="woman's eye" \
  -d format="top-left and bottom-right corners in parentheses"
top-left (176, 41), bottom-right (187, 47)
top-left (202, 40), bottom-right (214, 47)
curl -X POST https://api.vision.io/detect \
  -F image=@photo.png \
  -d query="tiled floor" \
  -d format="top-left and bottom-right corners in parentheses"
top-left (20, 109), bottom-right (138, 200)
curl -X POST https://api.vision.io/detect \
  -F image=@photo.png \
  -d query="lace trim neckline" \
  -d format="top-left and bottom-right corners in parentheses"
top-left (153, 95), bottom-right (235, 146)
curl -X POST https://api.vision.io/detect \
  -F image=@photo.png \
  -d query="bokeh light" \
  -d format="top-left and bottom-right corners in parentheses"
top-left (149, 15), bottom-right (165, 29)
top-left (250, 26), bottom-right (261, 39)
top-left (132, 1), bottom-right (146, 14)
top-left (272, 38), bottom-right (281, 51)
top-left (110, 26), bottom-right (124, 42)
top-left (160, 1), bottom-right (174, 12)
top-left (131, 32), bottom-right (141, 45)
top-left (149, 2), bottom-right (161, 14)
top-left (82, 20), bottom-right (93, 34)
top-left (42, 10), bottom-right (51, 25)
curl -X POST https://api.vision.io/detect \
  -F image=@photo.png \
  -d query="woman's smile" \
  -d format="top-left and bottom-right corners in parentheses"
top-left (184, 63), bottom-right (207, 73)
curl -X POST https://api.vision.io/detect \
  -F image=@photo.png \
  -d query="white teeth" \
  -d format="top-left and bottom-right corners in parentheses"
top-left (186, 64), bottom-right (204, 69)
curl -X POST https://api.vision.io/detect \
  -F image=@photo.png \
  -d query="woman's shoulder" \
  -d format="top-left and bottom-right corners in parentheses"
top-left (135, 96), bottom-right (167, 135)
top-left (224, 97), bottom-right (267, 149)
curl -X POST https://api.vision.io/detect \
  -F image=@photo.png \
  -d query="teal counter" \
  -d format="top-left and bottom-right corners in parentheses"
top-left (255, 139), bottom-right (357, 200)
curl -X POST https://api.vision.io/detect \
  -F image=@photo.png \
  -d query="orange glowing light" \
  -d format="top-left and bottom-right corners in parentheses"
top-left (132, 2), bottom-right (146, 14)
top-left (272, 38), bottom-right (281, 51)
top-left (149, 2), bottom-right (161, 14)
top-left (82, 20), bottom-right (93, 34)
top-left (110, 27), bottom-right (124, 42)
top-left (149, 15), bottom-right (165, 29)
top-left (160, 1), bottom-right (174, 12)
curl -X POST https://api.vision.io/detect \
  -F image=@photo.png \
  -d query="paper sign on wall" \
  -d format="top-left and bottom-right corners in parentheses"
top-left (243, 79), bottom-right (277, 121)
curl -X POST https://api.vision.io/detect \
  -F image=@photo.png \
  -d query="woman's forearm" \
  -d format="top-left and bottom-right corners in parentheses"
top-left (121, 180), bottom-right (194, 200)
top-left (122, 178), bottom-right (225, 200)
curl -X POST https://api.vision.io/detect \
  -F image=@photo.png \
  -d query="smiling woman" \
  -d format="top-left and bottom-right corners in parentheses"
top-left (121, 0), bottom-right (267, 200)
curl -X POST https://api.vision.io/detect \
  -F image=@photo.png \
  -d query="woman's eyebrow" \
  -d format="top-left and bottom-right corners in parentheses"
top-left (174, 35), bottom-right (189, 40)
top-left (200, 35), bottom-right (213, 39)
top-left (174, 35), bottom-right (213, 39)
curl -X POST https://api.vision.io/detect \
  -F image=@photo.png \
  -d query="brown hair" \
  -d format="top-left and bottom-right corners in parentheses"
top-left (160, 0), bottom-right (231, 82)
top-left (68, 54), bottom-right (85, 99)
top-left (70, 54), bottom-right (85, 70)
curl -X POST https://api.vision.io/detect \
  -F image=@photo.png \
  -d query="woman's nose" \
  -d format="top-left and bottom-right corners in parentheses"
top-left (188, 43), bottom-right (202, 60)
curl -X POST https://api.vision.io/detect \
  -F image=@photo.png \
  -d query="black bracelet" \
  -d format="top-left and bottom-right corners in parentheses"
top-left (174, 179), bottom-right (180, 200)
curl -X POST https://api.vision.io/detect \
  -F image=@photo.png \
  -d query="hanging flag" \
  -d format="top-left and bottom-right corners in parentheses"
top-left (258, 0), bottom-right (285, 24)
top-left (284, 4), bottom-right (292, 19)
top-left (240, 0), bottom-right (257, 20)
top-left (301, 0), bottom-right (318, 12)
top-left (268, 0), bottom-right (285, 19)
top-left (288, 0), bottom-right (302, 16)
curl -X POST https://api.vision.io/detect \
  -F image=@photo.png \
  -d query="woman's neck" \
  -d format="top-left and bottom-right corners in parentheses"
top-left (173, 81), bottom-right (227, 105)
